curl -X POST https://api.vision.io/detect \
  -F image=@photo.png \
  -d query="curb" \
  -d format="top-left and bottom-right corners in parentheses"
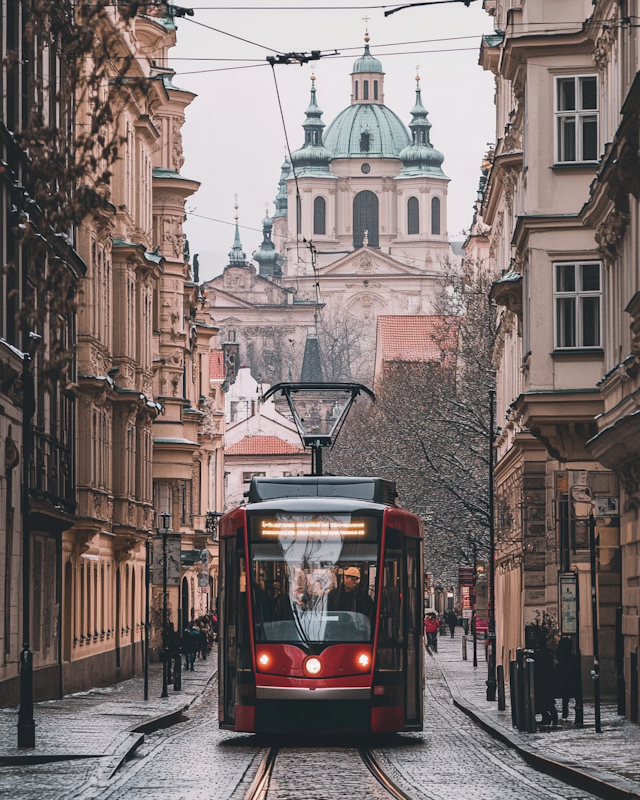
top-left (451, 694), bottom-right (640, 800)
top-left (0, 666), bottom-right (217, 770)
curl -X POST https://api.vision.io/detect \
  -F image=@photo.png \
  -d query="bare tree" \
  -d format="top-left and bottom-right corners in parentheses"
top-left (326, 259), bottom-right (496, 585)
top-left (317, 305), bottom-right (376, 385)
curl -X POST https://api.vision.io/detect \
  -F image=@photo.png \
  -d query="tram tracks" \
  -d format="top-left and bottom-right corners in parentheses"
top-left (242, 746), bottom-right (416, 800)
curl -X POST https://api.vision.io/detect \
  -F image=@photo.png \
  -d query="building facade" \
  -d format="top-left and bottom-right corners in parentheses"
top-left (479, 0), bottom-right (637, 710)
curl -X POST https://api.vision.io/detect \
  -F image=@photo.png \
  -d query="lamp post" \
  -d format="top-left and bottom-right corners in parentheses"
top-left (158, 511), bottom-right (172, 699)
top-left (487, 389), bottom-right (497, 701)
top-left (143, 532), bottom-right (151, 701)
top-left (17, 352), bottom-right (36, 748)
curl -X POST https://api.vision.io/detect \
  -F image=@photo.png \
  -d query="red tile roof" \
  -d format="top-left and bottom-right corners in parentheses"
top-left (225, 436), bottom-right (306, 456)
top-left (210, 350), bottom-right (225, 380)
top-left (377, 315), bottom-right (459, 362)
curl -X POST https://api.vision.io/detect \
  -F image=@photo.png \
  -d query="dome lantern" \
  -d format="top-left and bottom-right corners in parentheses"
top-left (351, 37), bottom-right (384, 105)
top-left (253, 209), bottom-right (281, 279)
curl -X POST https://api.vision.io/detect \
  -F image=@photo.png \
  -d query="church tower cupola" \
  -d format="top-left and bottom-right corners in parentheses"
top-left (273, 155), bottom-right (290, 219)
top-left (228, 200), bottom-right (247, 266)
top-left (351, 33), bottom-right (384, 105)
top-left (290, 76), bottom-right (333, 177)
top-left (253, 210), bottom-right (281, 279)
top-left (398, 75), bottom-right (447, 178)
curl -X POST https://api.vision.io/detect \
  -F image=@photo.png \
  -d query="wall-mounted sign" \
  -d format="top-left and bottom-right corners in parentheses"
top-left (559, 572), bottom-right (578, 635)
top-left (594, 497), bottom-right (619, 516)
top-left (151, 534), bottom-right (181, 586)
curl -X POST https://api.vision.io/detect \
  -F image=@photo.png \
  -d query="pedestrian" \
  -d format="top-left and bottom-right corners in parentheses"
top-left (424, 613), bottom-right (440, 652)
top-left (534, 636), bottom-right (558, 726)
top-left (183, 625), bottom-right (197, 671)
top-left (445, 608), bottom-right (457, 638)
top-left (555, 636), bottom-right (577, 720)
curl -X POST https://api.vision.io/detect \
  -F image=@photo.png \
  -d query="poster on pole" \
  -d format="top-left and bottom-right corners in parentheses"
top-left (151, 534), bottom-right (181, 586)
top-left (559, 572), bottom-right (578, 635)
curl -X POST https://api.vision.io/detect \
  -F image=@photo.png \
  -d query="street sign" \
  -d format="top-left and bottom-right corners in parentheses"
top-left (559, 572), bottom-right (578, 635)
top-left (151, 534), bottom-right (181, 586)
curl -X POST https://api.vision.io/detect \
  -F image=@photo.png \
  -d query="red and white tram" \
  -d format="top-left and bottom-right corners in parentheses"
top-left (218, 476), bottom-right (424, 734)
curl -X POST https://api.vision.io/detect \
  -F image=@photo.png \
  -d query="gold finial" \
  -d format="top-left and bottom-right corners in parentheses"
top-left (265, 202), bottom-right (269, 216)
top-left (363, 15), bottom-right (370, 42)
top-left (416, 63), bottom-right (420, 82)
top-left (311, 72), bottom-right (316, 82)
top-left (234, 193), bottom-right (238, 221)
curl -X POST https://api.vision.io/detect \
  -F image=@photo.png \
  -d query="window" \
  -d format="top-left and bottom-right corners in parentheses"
top-left (353, 190), bottom-right (379, 249)
top-left (407, 197), bottom-right (419, 235)
top-left (363, 80), bottom-right (369, 100)
top-left (556, 75), bottom-right (598, 162)
top-left (360, 131), bottom-right (370, 152)
top-left (431, 196), bottom-right (441, 235)
top-left (355, 80), bottom-right (358, 100)
top-left (554, 262), bottom-right (601, 348)
top-left (313, 196), bottom-right (326, 235)
top-left (374, 80), bottom-right (379, 100)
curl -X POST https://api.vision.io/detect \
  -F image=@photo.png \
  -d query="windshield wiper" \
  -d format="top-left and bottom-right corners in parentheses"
top-left (291, 602), bottom-right (312, 651)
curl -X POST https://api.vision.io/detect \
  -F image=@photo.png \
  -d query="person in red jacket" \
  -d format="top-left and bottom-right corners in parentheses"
top-left (424, 613), bottom-right (440, 652)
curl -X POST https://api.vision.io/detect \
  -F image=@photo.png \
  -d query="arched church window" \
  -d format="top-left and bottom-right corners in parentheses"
top-left (407, 197), bottom-right (419, 235)
top-left (363, 80), bottom-right (369, 100)
top-left (353, 190), bottom-right (379, 249)
top-left (431, 196), bottom-right (441, 235)
top-left (360, 131), bottom-right (370, 152)
top-left (355, 81), bottom-right (358, 100)
top-left (296, 195), bottom-right (302, 236)
top-left (314, 196), bottom-right (326, 235)
top-left (374, 80), bottom-right (379, 100)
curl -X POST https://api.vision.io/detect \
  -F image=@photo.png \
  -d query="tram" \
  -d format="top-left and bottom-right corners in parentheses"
top-left (218, 476), bottom-right (424, 734)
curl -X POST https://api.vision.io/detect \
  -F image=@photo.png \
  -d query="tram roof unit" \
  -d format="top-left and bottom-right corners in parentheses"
top-left (247, 476), bottom-right (397, 505)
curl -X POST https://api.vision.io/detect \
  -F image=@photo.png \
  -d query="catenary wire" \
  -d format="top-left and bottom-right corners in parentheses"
top-left (180, 15), bottom-right (281, 53)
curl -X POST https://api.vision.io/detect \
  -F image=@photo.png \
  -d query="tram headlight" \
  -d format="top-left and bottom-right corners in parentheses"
top-left (304, 656), bottom-right (322, 675)
top-left (357, 653), bottom-right (370, 668)
top-left (258, 653), bottom-right (270, 668)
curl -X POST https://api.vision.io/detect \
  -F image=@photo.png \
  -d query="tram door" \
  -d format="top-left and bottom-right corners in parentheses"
top-left (219, 534), bottom-right (237, 726)
top-left (405, 538), bottom-right (423, 726)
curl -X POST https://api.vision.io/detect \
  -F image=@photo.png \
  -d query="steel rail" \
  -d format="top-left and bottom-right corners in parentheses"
top-left (359, 748), bottom-right (416, 800)
top-left (243, 747), bottom-right (278, 800)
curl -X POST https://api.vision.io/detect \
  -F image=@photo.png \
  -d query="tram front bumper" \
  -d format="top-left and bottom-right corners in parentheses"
top-left (255, 686), bottom-right (371, 701)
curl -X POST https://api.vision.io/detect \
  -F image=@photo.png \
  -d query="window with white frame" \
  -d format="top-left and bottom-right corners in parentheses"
top-left (554, 262), bottom-right (601, 349)
top-left (555, 75), bottom-right (598, 163)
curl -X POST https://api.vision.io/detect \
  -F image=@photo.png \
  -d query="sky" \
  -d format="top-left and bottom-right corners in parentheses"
top-left (168, 0), bottom-right (497, 283)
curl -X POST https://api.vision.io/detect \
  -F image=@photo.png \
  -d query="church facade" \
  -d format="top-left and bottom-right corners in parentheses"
top-left (202, 39), bottom-right (461, 385)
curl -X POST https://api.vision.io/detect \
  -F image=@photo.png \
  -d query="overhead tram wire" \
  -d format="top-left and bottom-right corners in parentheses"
top-left (180, 15), bottom-right (281, 52)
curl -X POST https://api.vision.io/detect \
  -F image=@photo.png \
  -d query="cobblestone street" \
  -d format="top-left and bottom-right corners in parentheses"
top-left (1, 637), bottom-right (620, 799)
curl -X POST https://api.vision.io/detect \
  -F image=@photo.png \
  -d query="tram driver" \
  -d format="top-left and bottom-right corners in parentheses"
top-left (327, 566), bottom-right (373, 616)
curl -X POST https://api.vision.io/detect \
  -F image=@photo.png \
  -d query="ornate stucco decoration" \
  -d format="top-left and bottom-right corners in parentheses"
top-left (171, 117), bottom-right (185, 171)
top-left (595, 209), bottom-right (629, 266)
top-left (502, 169), bottom-right (518, 211)
top-left (594, 25), bottom-right (616, 72)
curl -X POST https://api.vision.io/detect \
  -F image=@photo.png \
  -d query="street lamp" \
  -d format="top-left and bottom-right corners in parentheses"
top-left (158, 511), bottom-right (173, 699)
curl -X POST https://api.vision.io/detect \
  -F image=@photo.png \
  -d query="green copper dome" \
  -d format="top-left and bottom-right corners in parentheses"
top-left (324, 103), bottom-right (410, 159)
top-left (290, 78), bottom-right (335, 178)
top-left (397, 78), bottom-right (447, 179)
top-left (252, 215), bottom-right (281, 279)
top-left (352, 42), bottom-right (383, 74)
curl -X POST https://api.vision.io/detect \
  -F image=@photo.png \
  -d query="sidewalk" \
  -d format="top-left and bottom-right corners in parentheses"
top-left (434, 631), bottom-right (640, 800)
top-left (0, 652), bottom-right (217, 768)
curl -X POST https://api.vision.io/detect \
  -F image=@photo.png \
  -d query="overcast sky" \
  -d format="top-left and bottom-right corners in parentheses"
top-left (169, 1), bottom-right (497, 282)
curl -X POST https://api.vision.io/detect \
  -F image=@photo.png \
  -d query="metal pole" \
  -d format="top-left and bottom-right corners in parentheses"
top-left (589, 513), bottom-right (601, 733)
top-left (497, 663), bottom-right (506, 711)
top-left (144, 535), bottom-right (150, 701)
top-left (487, 389), bottom-right (497, 701)
top-left (315, 443), bottom-right (323, 476)
top-left (18, 353), bottom-right (35, 748)
top-left (161, 530), bottom-right (169, 699)
top-left (472, 609), bottom-right (478, 668)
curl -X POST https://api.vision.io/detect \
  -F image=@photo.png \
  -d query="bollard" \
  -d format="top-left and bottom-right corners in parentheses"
top-left (497, 664), bottom-right (506, 711)
top-left (509, 660), bottom-right (517, 726)
top-left (524, 656), bottom-right (536, 733)
top-left (173, 652), bottom-right (182, 691)
top-left (462, 635), bottom-right (467, 661)
top-left (515, 648), bottom-right (525, 731)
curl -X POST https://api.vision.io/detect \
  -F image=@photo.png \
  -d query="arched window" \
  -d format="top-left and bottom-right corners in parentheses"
top-left (296, 195), bottom-right (302, 236)
top-left (374, 80), bottom-right (379, 100)
top-left (360, 131), bottom-right (370, 152)
top-left (363, 80), bottom-right (369, 100)
top-left (431, 196), bottom-right (441, 235)
top-left (355, 81), bottom-right (358, 100)
top-left (407, 197), bottom-right (419, 235)
top-left (314, 196), bottom-right (326, 235)
top-left (353, 190), bottom-right (379, 249)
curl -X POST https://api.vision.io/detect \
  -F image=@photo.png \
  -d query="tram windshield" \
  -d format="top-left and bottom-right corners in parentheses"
top-left (248, 513), bottom-right (380, 645)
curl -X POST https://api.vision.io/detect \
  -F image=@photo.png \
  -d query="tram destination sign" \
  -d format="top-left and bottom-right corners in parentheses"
top-left (261, 520), bottom-right (367, 537)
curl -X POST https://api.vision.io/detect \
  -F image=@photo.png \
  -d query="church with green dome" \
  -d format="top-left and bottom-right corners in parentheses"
top-left (203, 38), bottom-right (462, 386)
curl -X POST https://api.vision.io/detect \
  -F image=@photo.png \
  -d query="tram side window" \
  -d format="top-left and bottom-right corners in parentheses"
top-left (237, 533), bottom-right (252, 672)
top-left (378, 529), bottom-right (404, 671)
